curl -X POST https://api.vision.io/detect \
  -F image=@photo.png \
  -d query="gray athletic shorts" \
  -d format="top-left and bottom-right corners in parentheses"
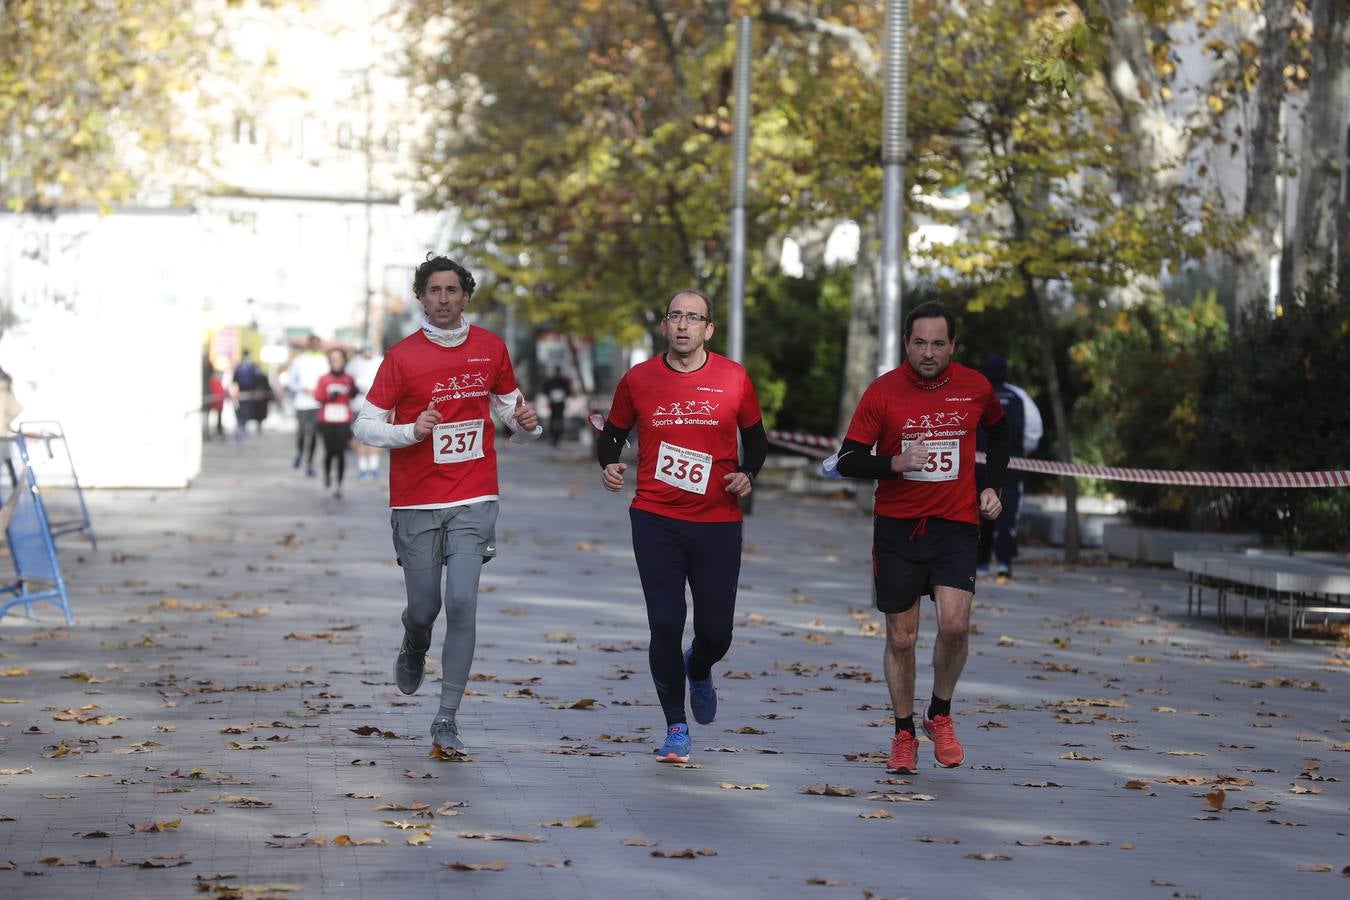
top-left (391, 501), bottom-right (499, 568)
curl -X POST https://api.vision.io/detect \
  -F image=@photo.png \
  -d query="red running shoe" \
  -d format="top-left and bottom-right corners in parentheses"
top-left (886, 730), bottom-right (919, 775)
top-left (922, 713), bottom-right (965, 768)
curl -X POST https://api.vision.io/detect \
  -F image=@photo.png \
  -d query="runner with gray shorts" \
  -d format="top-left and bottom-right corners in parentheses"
top-left (353, 255), bottom-right (541, 751)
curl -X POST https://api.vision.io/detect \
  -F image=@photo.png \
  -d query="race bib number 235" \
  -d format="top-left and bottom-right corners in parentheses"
top-left (901, 438), bottom-right (959, 482)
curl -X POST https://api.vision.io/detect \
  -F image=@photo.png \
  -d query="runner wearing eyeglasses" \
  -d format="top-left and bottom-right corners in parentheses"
top-left (595, 289), bottom-right (767, 763)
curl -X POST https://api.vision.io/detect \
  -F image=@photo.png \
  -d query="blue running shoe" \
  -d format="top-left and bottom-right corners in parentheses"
top-left (655, 723), bottom-right (691, 763)
top-left (685, 648), bottom-right (717, 725)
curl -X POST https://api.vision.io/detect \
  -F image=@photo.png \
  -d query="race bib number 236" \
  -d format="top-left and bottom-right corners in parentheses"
top-left (655, 441), bottom-right (712, 495)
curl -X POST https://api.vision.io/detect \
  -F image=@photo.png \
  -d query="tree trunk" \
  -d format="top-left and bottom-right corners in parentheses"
top-left (1284, 0), bottom-right (1349, 299)
top-left (1021, 266), bottom-right (1080, 564)
top-left (1233, 0), bottom-right (1295, 313)
top-left (836, 212), bottom-right (880, 436)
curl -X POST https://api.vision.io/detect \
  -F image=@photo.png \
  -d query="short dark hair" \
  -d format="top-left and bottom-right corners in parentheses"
top-left (414, 254), bottom-right (476, 297)
top-left (666, 288), bottom-right (712, 321)
top-left (903, 301), bottom-right (956, 343)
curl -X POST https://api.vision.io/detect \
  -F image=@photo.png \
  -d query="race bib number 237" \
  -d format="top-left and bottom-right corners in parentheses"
top-left (433, 419), bottom-right (485, 464)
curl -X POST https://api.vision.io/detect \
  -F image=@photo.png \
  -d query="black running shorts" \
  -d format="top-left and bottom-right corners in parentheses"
top-left (872, 515), bottom-right (979, 614)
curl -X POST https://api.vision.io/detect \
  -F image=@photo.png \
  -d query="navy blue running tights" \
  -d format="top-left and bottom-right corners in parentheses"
top-left (629, 508), bottom-right (742, 726)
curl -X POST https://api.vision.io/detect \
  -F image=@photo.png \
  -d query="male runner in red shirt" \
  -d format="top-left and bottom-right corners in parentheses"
top-left (836, 301), bottom-right (1010, 774)
top-left (353, 255), bottom-right (540, 752)
top-left (596, 289), bottom-right (767, 763)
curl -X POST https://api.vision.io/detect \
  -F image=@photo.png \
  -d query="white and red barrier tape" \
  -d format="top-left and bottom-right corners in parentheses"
top-left (765, 430), bottom-right (1350, 488)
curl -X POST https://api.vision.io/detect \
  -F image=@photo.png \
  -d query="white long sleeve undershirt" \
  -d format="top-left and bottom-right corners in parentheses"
top-left (352, 388), bottom-right (542, 448)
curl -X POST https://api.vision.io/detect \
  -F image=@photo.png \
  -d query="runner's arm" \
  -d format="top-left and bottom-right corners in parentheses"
top-left (595, 420), bottom-right (632, 467)
top-left (738, 420), bottom-right (768, 479)
top-left (491, 389), bottom-right (543, 443)
top-left (352, 400), bottom-right (419, 449)
top-left (979, 416), bottom-right (1011, 493)
top-left (834, 438), bottom-right (900, 480)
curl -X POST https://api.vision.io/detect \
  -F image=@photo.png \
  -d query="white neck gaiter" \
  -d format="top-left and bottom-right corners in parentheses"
top-left (422, 315), bottom-right (469, 348)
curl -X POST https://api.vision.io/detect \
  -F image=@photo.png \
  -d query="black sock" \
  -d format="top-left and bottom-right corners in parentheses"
top-left (894, 715), bottom-right (915, 735)
top-left (927, 695), bottom-right (951, 719)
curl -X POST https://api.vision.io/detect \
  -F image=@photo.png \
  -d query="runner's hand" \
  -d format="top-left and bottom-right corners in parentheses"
top-left (892, 435), bottom-right (930, 473)
top-left (601, 462), bottom-right (627, 492)
top-left (723, 472), bottom-right (752, 497)
top-left (978, 488), bottom-right (1003, 520)
top-left (413, 400), bottom-right (442, 440)
top-left (513, 394), bottom-right (539, 431)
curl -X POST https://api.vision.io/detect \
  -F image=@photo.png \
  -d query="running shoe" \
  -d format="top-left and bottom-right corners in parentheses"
top-left (887, 730), bottom-right (919, 775)
top-left (922, 712), bottom-right (965, 768)
top-left (685, 647), bottom-right (717, 725)
top-left (394, 637), bottom-right (427, 695)
top-left (429, 717), bottom-right (464, 751)
top-left (655, 723), bottom-right (691, 763)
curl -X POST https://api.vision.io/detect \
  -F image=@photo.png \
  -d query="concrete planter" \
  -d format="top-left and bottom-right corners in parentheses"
top-left (1103, 523), bottom-right (1258, 565)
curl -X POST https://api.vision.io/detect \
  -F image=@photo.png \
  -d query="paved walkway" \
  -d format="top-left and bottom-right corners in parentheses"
top-left (1, 432), bottom-right (1346, 899)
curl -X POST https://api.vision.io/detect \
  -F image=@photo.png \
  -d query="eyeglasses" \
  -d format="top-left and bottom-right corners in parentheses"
top-left (664, 311), bottom-right (709, 325)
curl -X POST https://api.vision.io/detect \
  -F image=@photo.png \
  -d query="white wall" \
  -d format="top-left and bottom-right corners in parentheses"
top-left (0, 211), bottom-right (205, 488)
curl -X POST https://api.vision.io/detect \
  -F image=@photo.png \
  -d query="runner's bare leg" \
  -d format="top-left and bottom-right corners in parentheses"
top-left (931, 587), bottom-right (973, 700)
top-left (884, 605), bottom-right (921, 718)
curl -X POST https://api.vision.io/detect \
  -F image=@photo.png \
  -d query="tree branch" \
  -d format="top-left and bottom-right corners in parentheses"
top-left (757, 6), bottom-right (878, 79)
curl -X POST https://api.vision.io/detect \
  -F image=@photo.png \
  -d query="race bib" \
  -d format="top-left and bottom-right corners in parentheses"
top-left (433, 419), bottom-right (485, 464)
top-left (655, 441), bottom-right (712, 495)
top-left (321, 402), bottom-right (349, 424)
top-left (901, 438), bottom-right (959, 482)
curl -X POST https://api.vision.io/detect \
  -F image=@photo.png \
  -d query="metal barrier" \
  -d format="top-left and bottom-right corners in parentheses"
top-left (16, 421), bottom-right (96, 548)
top-left (1, 437), bottom-right (75, 623)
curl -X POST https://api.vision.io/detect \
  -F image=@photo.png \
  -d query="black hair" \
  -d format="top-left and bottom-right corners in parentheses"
top-left (665, 287), bottom-right (713, 321)
top-left (414, 254), bottom-right (476, 297)
top-left (903, 301), bottom-right (957, 342)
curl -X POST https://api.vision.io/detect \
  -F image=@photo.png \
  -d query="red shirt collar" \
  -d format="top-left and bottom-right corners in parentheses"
top-left (900, 359), bottom-right (952, 391)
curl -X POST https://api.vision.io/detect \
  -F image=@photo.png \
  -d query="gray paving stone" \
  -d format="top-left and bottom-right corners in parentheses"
top-left (0, 432), bottom-right (1345, 899)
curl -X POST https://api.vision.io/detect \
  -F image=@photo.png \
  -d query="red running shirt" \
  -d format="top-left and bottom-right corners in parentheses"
top-left (845, 360), bottom-right (1004, 524)
top-left (315, 373), bottom-right (358, 424)
top-left (608, 353), bottom-right (762, 523)
top-left (365, 327), bottom-right (519, 508)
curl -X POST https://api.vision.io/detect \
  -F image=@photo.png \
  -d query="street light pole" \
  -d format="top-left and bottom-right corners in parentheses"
top-left (727, 14), bottom-right (752, 365)
top-left (878, 0), bottom-right (907, 375)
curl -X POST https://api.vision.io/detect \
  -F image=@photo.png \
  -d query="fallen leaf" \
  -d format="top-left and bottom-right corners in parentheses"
top-left (801, 784), bottom-right (856, 797)
top-left (540, 814), bottom-right (599, 828)
top-left (726, 726), bottom-right (767, 735)
top-left (1018, 781), bottom-right (1065, 788)
top-left (403, 770), bottom-right (438, 779)
top-left (350, 725), bottom-right (400, 739)
top-left (1040, 835), bottom-right (1095, 846)
top-left (805, 876), bottom-right (848, 885)
top-left (1297, 864), bottom-right (1333, 872)
top-left (1206, 789), bottom-right (1226, 811)
top-left (1059, 752), bottom-right (1102, 761)
top-left (129, 819), bottom-right (181, 833)
top-left (719, 782), bottom-right (768, 791)
top-left (623, 838), bottom-right (658, 847)
top-left (332, 835), bottom-right (388, 846)
top-left (651, 848), bottom-right (717, 859)
top-left (858, 810), bottom-right (893, 819)
top-left (458, 831), bottom-right (542, 843)
top-left (428, 745), bottom-right (475, 762)
top-left (915, 834), bottom-right (960, 844)
top-left (441, 859), bottom-right (508, 871)
top-left (406, 829), bottom-right (433, 846)
top-left (964, 853), bottom-right (1012, 861)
